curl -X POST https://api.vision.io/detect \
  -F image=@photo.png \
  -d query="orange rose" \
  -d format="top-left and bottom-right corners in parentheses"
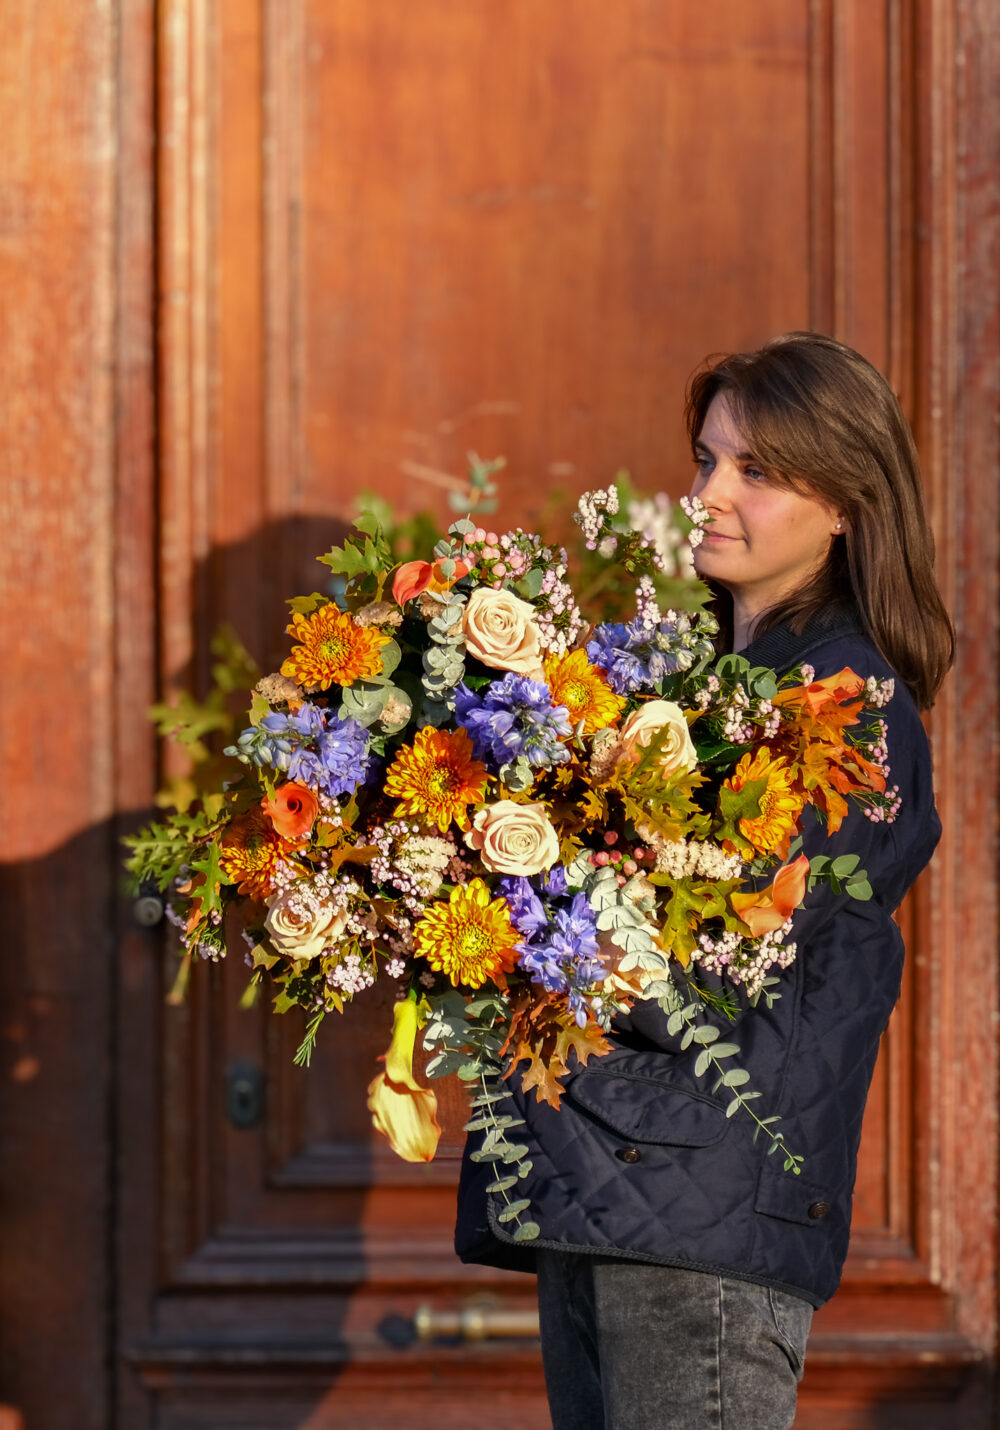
top-left (261, 782), bottom-right (319, 841)
top-left (731, 855), bottom-right (809, 937)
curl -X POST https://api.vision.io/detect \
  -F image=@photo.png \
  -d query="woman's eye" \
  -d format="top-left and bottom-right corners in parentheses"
top-left (744, 466), bottom-right (766, 483)
top-left (693, 454), bottom-right (713, 475)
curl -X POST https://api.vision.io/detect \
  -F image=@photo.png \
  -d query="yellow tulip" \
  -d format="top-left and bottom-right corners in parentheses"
top-left (366, 994), bottom-right (441, 1163)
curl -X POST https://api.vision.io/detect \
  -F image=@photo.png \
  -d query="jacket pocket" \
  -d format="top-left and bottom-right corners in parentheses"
top-left (754, 1160), bottom-right (835, 1227)
top-left (566, 1067), bottom-right (728, 1148)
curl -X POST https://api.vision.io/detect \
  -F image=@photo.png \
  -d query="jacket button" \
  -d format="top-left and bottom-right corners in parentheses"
top-left (616, 1147), bottom-right (642, 1164)
top-left (807, 1201), bottom-right (831, 1220)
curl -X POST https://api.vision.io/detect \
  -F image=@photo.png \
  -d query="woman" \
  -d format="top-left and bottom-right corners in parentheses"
top-left (454, 333), bottom-right (954, 1429)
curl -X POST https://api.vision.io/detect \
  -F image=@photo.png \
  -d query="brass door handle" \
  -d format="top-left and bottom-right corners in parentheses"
top-left (413, 1297), bottom-right (539, 1341)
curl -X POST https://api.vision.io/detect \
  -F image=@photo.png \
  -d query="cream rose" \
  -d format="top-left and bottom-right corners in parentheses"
top-left (264, 890), bottom-right (349, 962)
top-left (461, 587), bottom-right (545, 679)
top-left (618, 699), bottom-right (698, 777)
top-left (465, 800), bottom-right (560, 876)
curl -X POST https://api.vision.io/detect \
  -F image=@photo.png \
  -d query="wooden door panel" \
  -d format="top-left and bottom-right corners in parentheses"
top-left (121, 1), bottom-right (997, 1425)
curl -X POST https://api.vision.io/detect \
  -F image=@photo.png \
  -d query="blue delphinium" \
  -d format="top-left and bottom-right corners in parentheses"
top-left (499, 872), bottom-right (605, 1025)
top-left (586, 616), bottom-right (691, 695)
top-left (454, 673), bottom-right (573, 772)
top-left (230, 701), bottom-right (371, 799)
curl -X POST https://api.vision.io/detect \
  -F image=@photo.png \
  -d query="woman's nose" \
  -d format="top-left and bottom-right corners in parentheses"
top-left (695, 460), bottom-right (736, 511)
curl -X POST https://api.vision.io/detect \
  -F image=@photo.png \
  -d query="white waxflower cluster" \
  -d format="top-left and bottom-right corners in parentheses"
top-left (863, 675), bottom-right (895, 708)
top-left (575, 484), bottom-right (620, 549)
top-left (692, 921), bottom-right (797, 998)
top-left (328, 951), bottom-right (375, 996)
top-left (535, 562), bottom-right (584, 653)
top-left (634, 575), bottom-right (662, 630)
top-left (679, 494), bottom-right (710, 547)
top-left (721, 686), bottom-right (755, 744)
top-left (627, 493), bottom-right (695, 577)
top-left (649, 838), bottom-right (743, 881)
top-left (755, 698), bottom-right (782, 739)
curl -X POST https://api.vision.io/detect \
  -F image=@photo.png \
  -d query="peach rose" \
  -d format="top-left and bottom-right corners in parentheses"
top-left (264, 890), bottom-right (349, 961)
top-left (618, 699), bottom-right (698, 777)
top-left (465, 800), bottom-right (560, 876)
top-left (461, 587), bottom-right (545, 679)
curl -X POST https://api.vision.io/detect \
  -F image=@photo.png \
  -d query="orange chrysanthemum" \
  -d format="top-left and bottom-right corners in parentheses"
top-left (280, 604), bottom-right (391, 690)
top-left (384, 726), bottom-right (489, 833)
top-left (413, 878), bottom-right (521, 989)
top-left (723, 747), bottom-right (804, 857)
top-left (219, 807), bottom-right (288, 899)
top-left (543, 648), bottom-right (627, 734)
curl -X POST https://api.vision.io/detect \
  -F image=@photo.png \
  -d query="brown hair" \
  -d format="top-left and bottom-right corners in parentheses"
top-left (684, 332), bottom-right (954, 708)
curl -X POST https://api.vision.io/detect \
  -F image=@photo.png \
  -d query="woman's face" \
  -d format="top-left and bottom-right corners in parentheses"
top-left (689, 392), bottom-right (842, 620)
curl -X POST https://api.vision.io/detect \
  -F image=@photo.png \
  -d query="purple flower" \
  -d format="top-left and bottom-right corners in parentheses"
top-left (454, 674), bottom-right (573, 771)
top-left (241, 701), bottom-right (371, 798)
top-left (500, 872), bottom-right (605, 1024)
top-left (498, 875), bottom-right (550, 936)
top-left (587, 618), bottom-right (686, 694)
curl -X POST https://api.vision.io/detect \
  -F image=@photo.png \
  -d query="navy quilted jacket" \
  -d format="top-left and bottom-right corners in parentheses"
top-left (454, 610), bottom-right (941, 1308)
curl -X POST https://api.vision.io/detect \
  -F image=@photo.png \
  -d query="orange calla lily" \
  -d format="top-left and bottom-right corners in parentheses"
top-left (731, 854), bottom-right (809, 937)
top-left (366, 993), bottom-right (441, 1162)
top-left (774, 666), bottom-right (865, 717)
top-left (261, 781), bottom-right (319, 841)
top-left (392, 556), bottom-right (472, 606)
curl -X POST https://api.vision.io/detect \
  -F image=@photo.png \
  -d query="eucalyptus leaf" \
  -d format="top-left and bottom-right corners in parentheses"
top-left (513, 1222), bottom-right (541, 1242)
top-left (497, 1199), bottom-right (533, 1223)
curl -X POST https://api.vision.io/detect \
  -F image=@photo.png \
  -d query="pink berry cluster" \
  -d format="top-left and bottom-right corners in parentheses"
top-left (588, 829), bottom-right (656, 888)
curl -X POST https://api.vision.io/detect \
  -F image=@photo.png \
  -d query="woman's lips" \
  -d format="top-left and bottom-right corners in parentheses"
top-left (700, 530), bottom-right (741, 543)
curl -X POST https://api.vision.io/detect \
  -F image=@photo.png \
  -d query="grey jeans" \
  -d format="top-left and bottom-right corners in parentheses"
top-left (536, 1251), bottom-right (813, 1430)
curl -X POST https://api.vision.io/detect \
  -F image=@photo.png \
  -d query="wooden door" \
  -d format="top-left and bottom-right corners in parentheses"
top-left (1, 3), bottom-right (998, 1428)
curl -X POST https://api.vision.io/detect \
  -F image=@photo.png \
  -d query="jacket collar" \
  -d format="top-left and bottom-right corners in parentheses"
top-left (738, 603), bottom-right (864, 675)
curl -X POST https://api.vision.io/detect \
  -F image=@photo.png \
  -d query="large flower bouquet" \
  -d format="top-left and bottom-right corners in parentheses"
top-left (126, 483), bottom-right (898, 1241)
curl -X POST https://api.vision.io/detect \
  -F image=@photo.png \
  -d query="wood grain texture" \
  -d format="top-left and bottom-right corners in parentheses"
top-left (0, 2), bottom-right (119, 1427)
top-left (131, 5), bottom-right (1000, 1426)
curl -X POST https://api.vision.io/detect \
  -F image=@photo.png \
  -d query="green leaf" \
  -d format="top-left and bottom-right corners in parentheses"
top-left (845, 878), bottom-right (873, 900)
top-left (486, 1175), bottom-right (519, 1194)
top-left (716, 654), bottom-right (751, 681)
top-left (694, 1047), bottom-right (713, 1078)
top-left (286, 592), bottom-right (328, 617)
top-left (497, 1199), bottom-right (533, 1223)
top-left (339, 681), bottom-right (390, 727)
top-left (500, 1143), bottom-right (530, 1163)
top-left (831, 854), bottom-right (861, 877)
top-left (513, 1221), bottom-right (541, 1242)
top-left (691, 1025), bottom-right (719, 1045)
top-left (513, 567), bottom-right (545, 600)
top-left (379, 640), bottom-right (402, 678)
